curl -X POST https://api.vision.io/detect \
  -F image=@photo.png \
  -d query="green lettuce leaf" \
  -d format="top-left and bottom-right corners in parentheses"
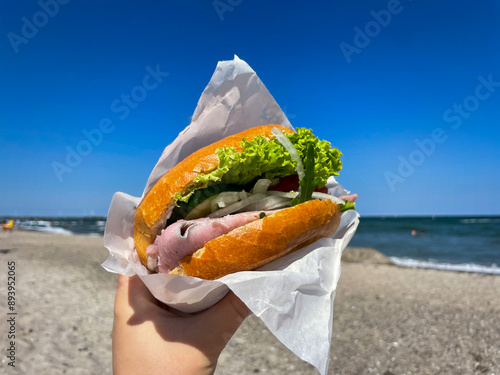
top-left (339, 201), bottom-right (356, 212)
top-left (175, 127), bottom-right (343, 203)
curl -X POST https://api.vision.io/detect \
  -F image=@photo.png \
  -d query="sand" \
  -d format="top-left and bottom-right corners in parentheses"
top-left (0, 231), bottom-right (499, 375)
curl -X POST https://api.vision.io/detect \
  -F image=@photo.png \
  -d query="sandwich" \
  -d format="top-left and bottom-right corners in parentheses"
top-left (134, 125), bottom-right (355, 280)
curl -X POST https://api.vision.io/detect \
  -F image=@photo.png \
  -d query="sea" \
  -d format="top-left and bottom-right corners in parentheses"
top-left (5, 217), bottom-right (107, 236)
top-left (3, 215), bottom-right (500, 275)
top-left (349, 216), bottom-right (500, 275)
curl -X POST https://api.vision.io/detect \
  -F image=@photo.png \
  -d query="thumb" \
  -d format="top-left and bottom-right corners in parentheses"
top-left (216, 291), bottom-right (251, 322)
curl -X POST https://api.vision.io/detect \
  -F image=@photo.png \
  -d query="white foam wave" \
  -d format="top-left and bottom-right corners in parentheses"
top-left (18, 225), bottom-right (74, 235)
top-left (460, 218), bottom-right (500, 224)
top-left (390, 257), bottom-right (500, 275)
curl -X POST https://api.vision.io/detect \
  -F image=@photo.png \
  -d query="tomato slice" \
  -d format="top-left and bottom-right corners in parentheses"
top-left (269, 175), bottom-right (328, 193)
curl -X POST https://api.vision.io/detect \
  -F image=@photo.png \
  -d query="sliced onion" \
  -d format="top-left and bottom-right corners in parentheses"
top-left (208, 193), bottom-right (267, 218)
top-left (251, 178), bottom-right (273, 194)
top-left (266, 190), bottom-right (299, 199)
top-left (270, 178), bottom-right (280, 186)
top-left (211, 191), bottom-right (242, 212)
top-left (243, 195), bottom-right (291, 211)
top-left (271, 127), bottom-right (305, 180)
top-left (311, 192), bottom-right (345, 205)
top-left (268, 190), bottom-right (344, 205)
top-left (239, 190), bottom-right (248, 200)
top-left (185, 196), bottom-right (216, 220)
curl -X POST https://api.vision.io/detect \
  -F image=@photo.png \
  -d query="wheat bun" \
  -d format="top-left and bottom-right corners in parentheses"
top-left (134, 125), bottom-right (294, 268)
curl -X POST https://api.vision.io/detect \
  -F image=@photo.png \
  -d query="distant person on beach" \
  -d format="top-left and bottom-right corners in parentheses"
top-left (112, 274), bottom-right (250, 375)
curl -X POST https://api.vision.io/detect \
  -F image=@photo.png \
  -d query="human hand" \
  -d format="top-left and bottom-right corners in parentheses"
top-left (112, 274), bottom-right (250, 375)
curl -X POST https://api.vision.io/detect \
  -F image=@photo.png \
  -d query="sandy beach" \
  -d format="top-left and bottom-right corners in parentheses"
top-left (0, 231), bottom-right (499, 375)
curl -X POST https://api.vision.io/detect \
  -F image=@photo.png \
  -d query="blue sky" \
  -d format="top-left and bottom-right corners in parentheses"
top-left (1, 0), bottom-right (499, 216)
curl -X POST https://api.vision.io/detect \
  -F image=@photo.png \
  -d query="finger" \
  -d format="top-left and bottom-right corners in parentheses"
top-left (208, 291), bottom-right (251, 321)
top-left (198, 291), bottom-right (251, 344)
top-left (114, 274), bottom-right (157, 318)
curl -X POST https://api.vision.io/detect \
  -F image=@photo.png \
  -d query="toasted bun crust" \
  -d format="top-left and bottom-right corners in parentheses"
top-left (134, 125), bottom-right (295, 268)
top-left (170, 199), bottom-right (341, 280)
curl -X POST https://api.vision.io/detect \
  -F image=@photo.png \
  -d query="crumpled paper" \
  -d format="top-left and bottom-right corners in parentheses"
top-left (102, 55), bottom-right (359, 375)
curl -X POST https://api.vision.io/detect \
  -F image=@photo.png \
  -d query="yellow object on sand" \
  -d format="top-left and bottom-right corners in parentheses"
top-left (2, 220), bottom-right (14, 229)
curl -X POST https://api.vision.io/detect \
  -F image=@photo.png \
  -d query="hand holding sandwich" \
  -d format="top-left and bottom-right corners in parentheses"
top-left (114, 124), bottom-right (357, 373)
top-left (113, 274), bottom-right (250, 375)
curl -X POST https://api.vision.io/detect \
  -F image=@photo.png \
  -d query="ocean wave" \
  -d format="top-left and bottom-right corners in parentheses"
top-left (460, 218), bottom-right (500, 224)
top-left (17, 225), bottom-right (74, 235)
top-left (389, 257), bottom-right (500, 275)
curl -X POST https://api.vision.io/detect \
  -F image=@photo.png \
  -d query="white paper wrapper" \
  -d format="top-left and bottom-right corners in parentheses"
top-left (102, 55), bottom-right (359, 375)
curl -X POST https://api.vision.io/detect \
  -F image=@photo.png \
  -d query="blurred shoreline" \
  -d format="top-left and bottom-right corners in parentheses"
top-left (4, 214), bottom-right (499, 275)
top-left (0, 231), bottom-right (499, 374)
